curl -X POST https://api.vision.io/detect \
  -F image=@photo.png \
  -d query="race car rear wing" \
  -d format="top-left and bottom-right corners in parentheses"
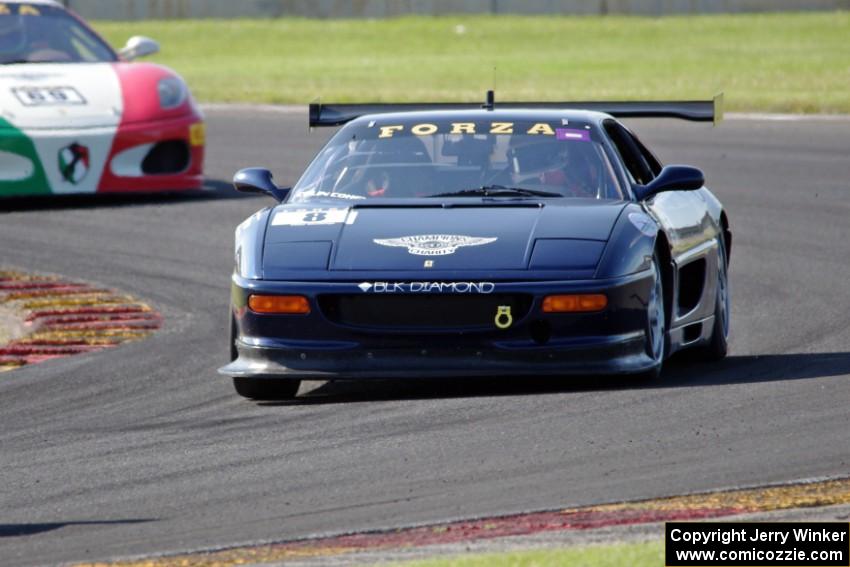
top-left (309, 91), bottom-right (724, 127)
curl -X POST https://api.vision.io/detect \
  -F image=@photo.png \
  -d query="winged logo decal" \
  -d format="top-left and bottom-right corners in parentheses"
top-left (373, 234), bottom-right (498, 256)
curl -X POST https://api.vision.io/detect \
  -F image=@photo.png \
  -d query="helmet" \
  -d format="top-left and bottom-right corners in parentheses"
top-left (507, 137), bottom-right (571, 178)
top-left (507, 136), bottom-right (598, 196)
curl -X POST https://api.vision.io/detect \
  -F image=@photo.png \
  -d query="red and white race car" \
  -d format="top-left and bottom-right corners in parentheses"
top-left (0, 0), bottom-right (204, 197)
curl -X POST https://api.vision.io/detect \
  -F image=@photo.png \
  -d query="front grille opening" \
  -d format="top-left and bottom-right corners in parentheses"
top-left (142, 140), bottom-right (190, 175)
top-left (319, 294), bottom-right (533, 330)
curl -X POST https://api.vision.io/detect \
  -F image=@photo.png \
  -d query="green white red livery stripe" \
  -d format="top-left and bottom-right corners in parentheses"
top-left (0, 116), bottom-right (51, 195)
top-left (0, 62), bottom-right (122, 195)
top-left (0, 27), bottom-right (204, 196)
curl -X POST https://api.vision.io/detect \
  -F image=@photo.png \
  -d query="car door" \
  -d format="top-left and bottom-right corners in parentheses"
top-left (603, 119), bottom-right (719, 331)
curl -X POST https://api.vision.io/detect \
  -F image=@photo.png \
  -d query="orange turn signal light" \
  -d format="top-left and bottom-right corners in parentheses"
top-left (248, 294), bottom-right (311, 314)
top-left (542, 294), bottom-right (608, 313)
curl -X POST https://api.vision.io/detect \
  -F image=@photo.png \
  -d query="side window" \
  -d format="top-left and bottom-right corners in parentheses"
top-left (626, 129), bottom-right (663, 177)
top-left (603, 120), bottom-right (654, 185)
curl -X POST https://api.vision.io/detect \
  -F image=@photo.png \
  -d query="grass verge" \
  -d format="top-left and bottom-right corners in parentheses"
top-left (92, 12), bottom-right (850, 113)
top-left (388, 540), bottom-right (663, 567)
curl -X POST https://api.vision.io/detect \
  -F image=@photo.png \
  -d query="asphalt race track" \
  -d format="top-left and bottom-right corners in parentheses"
top-left (1, 108), bottom-right (849, 565)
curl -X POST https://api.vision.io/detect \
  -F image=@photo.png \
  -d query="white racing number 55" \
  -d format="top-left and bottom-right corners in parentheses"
top-left (12, 86), bottom-right (87, 107)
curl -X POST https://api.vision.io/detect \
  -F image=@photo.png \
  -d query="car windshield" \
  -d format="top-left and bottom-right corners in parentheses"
top-left (291, 117), bottom-right (624, 203)
top-left (0, 3), bottom-right (117, 64)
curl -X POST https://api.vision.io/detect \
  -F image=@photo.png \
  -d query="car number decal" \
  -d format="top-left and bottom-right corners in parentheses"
top-left (271, 208), bottom-right (349, 226)
top-left (12, 86), bottom-right (87, 107)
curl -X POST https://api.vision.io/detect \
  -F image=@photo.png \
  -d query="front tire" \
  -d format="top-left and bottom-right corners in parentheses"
top-left (229, 312), bottom-right (300, 400)
top-left (638, 252), bottom-right (666, 380)
top-left (229, 313), bottom-right (238, 362)
top-left (233, 377), bottom-right (300, 401)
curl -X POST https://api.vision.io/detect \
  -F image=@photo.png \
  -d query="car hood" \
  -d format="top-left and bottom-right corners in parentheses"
top-left (263, 200), bottom-right (626, 275)
top-left (0, 63), bottom-right (122, 130)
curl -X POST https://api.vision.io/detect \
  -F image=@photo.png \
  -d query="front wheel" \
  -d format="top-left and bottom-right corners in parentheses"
top-left (229, 313), bottom-right (300, 400)
top-left (229, 313), bottom-right (238, 362)
top-left (637, 252), bottom-right (667, 380)
top-left (233, 377), bottom-right (300, 401)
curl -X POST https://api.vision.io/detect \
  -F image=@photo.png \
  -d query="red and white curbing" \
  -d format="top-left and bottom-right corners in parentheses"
top-left (72, 476), bottom-right (850, 566)
top-left (0, 270), bottom-right (162, 371)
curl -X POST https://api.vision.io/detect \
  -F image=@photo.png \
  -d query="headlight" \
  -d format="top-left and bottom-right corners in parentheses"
top-left (157, 77), bottom-right (187, 110)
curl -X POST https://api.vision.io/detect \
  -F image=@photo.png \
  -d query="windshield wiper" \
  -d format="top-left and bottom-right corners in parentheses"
top-left (429, 185), bottom-right (562, 198)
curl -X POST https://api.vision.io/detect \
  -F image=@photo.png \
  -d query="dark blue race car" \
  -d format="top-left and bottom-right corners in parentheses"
top-left (220, 94), bottom-right (731, 400)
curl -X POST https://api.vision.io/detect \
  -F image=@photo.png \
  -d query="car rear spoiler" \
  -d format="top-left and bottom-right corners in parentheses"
top-left (309, 91), bottom-right (724, 127)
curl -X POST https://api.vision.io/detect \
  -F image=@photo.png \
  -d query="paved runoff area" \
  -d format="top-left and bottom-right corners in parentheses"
top-left (1, 108), bottom-right (849, 565)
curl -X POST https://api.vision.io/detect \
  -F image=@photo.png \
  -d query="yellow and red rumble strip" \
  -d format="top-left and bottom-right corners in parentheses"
top-left (0, 270), bottom-right (161, 372)
top-left (77, 477), bottom-right (850, 566)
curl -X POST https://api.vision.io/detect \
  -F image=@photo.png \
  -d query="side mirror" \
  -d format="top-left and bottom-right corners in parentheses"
top-left (635, 165), bottom-right (705, 201)
top-left (118, 36), bottom-right (160, 61)
top-left (233, 168), bottom-right (290, 202)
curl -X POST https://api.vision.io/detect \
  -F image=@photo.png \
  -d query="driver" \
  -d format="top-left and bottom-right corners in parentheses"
top-left (364, 169), bottom-right (391, 198)
top-left (0, 13), bottom-right (26, 60)
top-left (507, 137), bottom-right (597, 197)
top-left (0, 10), bottom-right (73, 63)
top-left (19, 13), bottom-right (74, 62)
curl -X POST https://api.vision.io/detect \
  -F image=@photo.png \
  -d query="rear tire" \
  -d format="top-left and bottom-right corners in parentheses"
top-left (233, 377), bottom-right (300, 401)
top-left (700, 235), bottom-right (730, 361)
top-left (637, 252), bottom-right (666, 381)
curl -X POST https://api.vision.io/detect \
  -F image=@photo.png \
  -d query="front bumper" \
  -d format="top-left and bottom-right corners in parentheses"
top-left (219, 270), bottom-right (659, 380)
top-left (98, 115), bottom-right (205, 193)
top-left (0, 114), bottom-right (204, 198)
